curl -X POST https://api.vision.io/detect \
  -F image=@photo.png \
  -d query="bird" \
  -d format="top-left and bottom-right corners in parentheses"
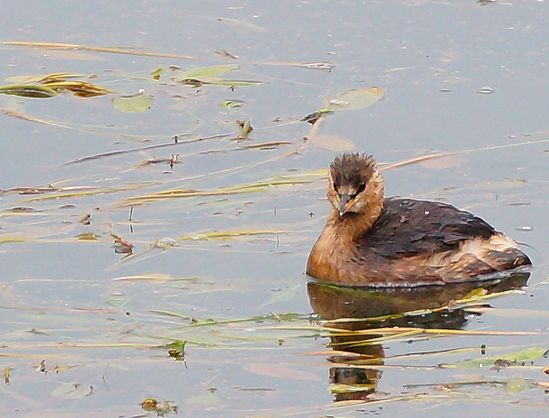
top-left (306, 153), bottom-right (531, 287)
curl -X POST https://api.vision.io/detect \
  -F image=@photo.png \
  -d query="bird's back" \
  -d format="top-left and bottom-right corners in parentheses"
top-left (358, 198), bottom-right (496, 258)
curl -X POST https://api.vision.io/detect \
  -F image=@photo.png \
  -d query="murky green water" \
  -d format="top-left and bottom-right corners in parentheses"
top-left (1, 1), bottom-right (548, 417)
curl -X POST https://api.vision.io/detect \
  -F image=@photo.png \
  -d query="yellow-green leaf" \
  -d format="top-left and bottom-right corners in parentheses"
top-left (0, 84), bottom-right (57, 98)
top-left (178, 64), bottom-right (238, 80)
top-left (221, 99), bottom-right (245, 109)
top-left (455, 347), bottom-right (548, 368)
top-left (506, 378), bottom-right (528, 393)
top-left (112, 91), bottom-right (152, 113)
top-left (151, 67), bottom-right (163, 80)
top-left (329, 86), bottom-right (384, 110)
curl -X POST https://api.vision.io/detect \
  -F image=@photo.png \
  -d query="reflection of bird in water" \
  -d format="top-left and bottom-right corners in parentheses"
top-left (307, 273), bottom-right (529, 402)
top-left (307, 153), bottom-right (531, 286)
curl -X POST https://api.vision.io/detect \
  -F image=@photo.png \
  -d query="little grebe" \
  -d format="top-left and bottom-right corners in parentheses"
top-left (307, 153), bottom-right (531, 287)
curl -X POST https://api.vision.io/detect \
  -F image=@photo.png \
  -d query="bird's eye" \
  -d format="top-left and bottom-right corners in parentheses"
top-left (356, 181), bottom-right (366, 194)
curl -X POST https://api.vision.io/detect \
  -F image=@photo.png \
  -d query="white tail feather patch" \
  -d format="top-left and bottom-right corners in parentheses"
top-left (426, 234), bottom-right (520, 268)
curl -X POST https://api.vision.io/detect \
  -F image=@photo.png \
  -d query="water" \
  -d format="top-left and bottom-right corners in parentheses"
top-left (1, 1), bottom-right (548, 416)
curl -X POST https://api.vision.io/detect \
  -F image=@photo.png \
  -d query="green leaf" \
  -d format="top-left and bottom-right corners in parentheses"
top-left (329, 86), bottom-right (384, 110)
top-left (76, 232), bottom-right (98, 241)
top-left (166, 339), bottom-right (186, 360)
top-left (214, 79), bottom-right (263, 87)
top-left (178, 229), bottom-right (285, 241)
top-left (506, 378), bottom-right (528, 393)
top-left (220, 99), bottom-right (245, 109)
top-left (300, 109), bottom-right (333, 124)
top-left (112, 91), bottom-right (152, 113)
top-left (166, 339), bottom-right (187, 352)
top-left (0, 84), bottom-right (57, 98)
top-left (151, 67), bottom-right (163, 80)
top-left (177, 64), bottom-right (239, 80)
top-left (330, 383), bottom-right (376, 394)
top-left (455, 347), bottom-right (548, 368)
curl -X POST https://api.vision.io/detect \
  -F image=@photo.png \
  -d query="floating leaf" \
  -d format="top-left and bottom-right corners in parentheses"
top-left (0, 106), bottom-right (68, 127)
top-left (329, 86), bottom-right (384, 110)
top-left (2, 41), bottom-right (194, 59)
top-left (217, 17), bottom-right (266, 32)
top-left (175, 64), bottom-right (238, 82)
top-left (506, 378), bottom-right (528, 393)
top-left (76, 232), bottom-right (98, 241)
top-left (113, 274), bottom-right (195, 282)
top-left (330, 383), bottom-right (376, 394)
top-left (151, 67), bottom-right (163, 80)
top-left (215, 79), bottom-right (263, 87)
top-left (0, 71), bottom-right (111, 99)
top-left (292, 61), bottom-right (335, 72)
top-left (51, 382), bottom-right (93, 399)
top-left (0, 84), bottom-right (57, 98)
top-left (300, 109), bottom-right (333, 124)
top-left (112, 91), bottom-right (152, 113)
top-left (5, 72), bottom-right (80, 84)
top-left (311, 134), bottom-right (356, 152)
top-left (166, 339), bottom-right (186, 360)
top-left (3, 367), bottom-right (10, 384)
top-left (172, 63), bottom-right (261, 87)
top-left (119, 171), bottom-right (325, 206)
top-left (236, 120), bottom-right (253, 139)
top-left (221, 99), bottom-right (244, 109)
top-left (43, 80), bottom-right (110, 97)
top-left (243, 140), bottom-right (292, 150)
top-left (0, 236), bottom-right (29, 244)
top-left (454, 347), bottom-right (548, 369)
top-left (179, 229), bottom-right (286, 241)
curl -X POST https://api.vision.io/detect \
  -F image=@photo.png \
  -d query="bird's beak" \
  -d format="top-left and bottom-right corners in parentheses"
top-left (338, 194), bottom-right (351, 216)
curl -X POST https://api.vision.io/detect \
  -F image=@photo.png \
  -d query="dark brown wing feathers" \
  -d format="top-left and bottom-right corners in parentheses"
top-left (359, 198), bottom-right (496, 258)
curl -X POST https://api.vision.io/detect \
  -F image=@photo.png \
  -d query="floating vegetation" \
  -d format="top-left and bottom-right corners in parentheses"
top-left (451, 347), bottom-right (548, 369)
top-left (328, 86), bottom-right (385, 110)
top-left (220, 99), bottom-right (245, 109)
top-left (26, 182), bottom-right (158, 202)
top-left (301, 109), bottom-right (333, 124)
top-left (0, 84), bottom-right (57, 98)
top-left (166, 64), bottom-right (263, 87)
top-left (63, 133), bottom-right (228, 165)
top-left (112, 90), bottom-right (152, 113)
top-left (178, 229), bottom-right (287, 241)
top-left (118, 170), bottom-right (326, 206)
top-left (140, 398), bottom-right (179, 415)
top-left (235, 119), bottom-right (253, 139)
top-left (2, 40), bottom-right (195, 59)
top-left (0, 106), bottom-right (69, 127)
top-left (1, 15), bottom-right (547, 418)
top-left (0, 72), bottom-right (110, 98)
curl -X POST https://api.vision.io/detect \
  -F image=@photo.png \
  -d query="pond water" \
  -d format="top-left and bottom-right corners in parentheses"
top-left (1, 1), bottom-right (548, 417)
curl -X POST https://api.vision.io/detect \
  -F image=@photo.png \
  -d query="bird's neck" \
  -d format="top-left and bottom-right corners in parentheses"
top-left (327, 196), bottom-right (384, 243)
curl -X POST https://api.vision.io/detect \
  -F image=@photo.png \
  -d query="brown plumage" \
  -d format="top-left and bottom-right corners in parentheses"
top-left (306, 153), bottom-right (531, 287)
